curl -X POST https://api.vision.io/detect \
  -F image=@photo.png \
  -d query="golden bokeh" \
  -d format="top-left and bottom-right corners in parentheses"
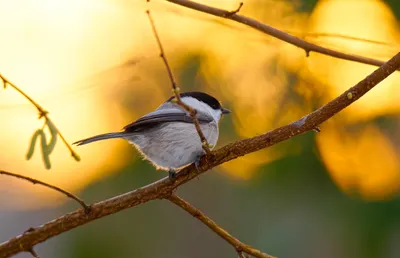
top-left (305, 0), bottom-right (400, 122)
top-left (317, 122), bottom-right (400, 200)
top-left (302, 0), bottom-right (400, 199)
top-left (1, 0), bottom-right (400, 209)
top-left (0, 0), bottom-right (150, 209)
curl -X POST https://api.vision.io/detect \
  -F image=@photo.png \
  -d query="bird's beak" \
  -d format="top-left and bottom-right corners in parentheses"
top-left (221, 107), bottom-right (231, 114)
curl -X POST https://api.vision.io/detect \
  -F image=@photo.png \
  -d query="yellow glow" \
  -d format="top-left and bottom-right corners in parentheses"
top-left (300, 0), bottom-right (400, 200)
top-left (317, 123), bottom-right (400, 200)
top-left (197, 1), bottom-right (308, 178)
top-left (1, 0), bottom-right (400, 209)
top-left (305, 0), bottom-right (400, 122)
top-left (0, 0), bottom-right (150, 209)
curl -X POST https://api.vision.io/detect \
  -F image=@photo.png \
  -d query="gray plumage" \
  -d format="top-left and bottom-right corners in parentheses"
top-left (73, 92), bottom-right (229, 172)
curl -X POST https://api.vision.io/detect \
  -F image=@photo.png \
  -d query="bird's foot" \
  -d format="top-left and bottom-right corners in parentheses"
top-left (168, 169), bottom-right (176, 180)
top-left (194, 155), bottom-right (203, 173)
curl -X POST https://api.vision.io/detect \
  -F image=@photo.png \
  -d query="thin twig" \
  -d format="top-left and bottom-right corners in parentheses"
top-left (0, 51), bottom-right (399, 258)
top-left (0, 170), bottom-right (90, 213)
top-left (238, 251), bottom-right (246, 258)
top-left (146, 10), bottom-right (212, 154)
top-left (296, 32), bottom-right (399, 48)
top-left (27, 248), bottom-right (39, 258)
top-left (167, 194), bottom-right (274, 258)
top-left (166, 0), bottom-right (400, 70)
top-left (0, 75), bottom-right (47, 116)
top-left (0, 74), bottom-right (80, 161)
top-left (224, 2), bottom-right (243, 17)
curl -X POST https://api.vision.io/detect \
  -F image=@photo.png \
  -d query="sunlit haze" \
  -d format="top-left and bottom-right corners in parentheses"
top-left (1, 0), bottom-right (400, 210)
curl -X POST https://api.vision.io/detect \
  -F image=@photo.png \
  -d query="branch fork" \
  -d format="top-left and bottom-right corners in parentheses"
top-left (0, 74), bottom-right (80, 167)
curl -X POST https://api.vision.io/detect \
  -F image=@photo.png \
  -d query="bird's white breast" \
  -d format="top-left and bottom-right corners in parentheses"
top-left (127, 118), bottom-right (218, 170)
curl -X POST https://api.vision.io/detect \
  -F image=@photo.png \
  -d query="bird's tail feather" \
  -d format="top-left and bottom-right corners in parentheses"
top-left (73, 132), bottom-right (126, 146)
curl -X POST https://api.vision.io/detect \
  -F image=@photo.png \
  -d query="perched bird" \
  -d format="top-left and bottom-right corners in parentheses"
top-left (73, 91), bottom-right (230, 178)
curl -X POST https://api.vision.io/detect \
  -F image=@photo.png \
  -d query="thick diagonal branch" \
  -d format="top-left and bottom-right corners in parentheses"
top-left (168, 194), bottom-right (274, 258)
top-left (165, 0), bottom-right (398, 71)
top-left (0, 52), bottom-right (399, 258)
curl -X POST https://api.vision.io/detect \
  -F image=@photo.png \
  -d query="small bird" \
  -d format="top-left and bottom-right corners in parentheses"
top-left (73, 91), bottom-right (230, 178)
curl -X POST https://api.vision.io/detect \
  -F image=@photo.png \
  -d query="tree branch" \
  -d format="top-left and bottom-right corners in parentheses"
top-left (167, 194), bottom-right (274, 258)
top-left (0, 170), bottom-right (90, 213)
top-left (0, 74), bottom-right (81, 163)
top-left (146, 10), bottom-right (212, 153)
top-left (165, 0), bottom-right (399, 69)
top-left (147, 7), bottom-right (266, 256)
top-left (0, 50), bottom-right (399, 257)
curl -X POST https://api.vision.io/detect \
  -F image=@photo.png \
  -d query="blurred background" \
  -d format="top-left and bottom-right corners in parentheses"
top-left (1, 0), bottom-right (400, 257)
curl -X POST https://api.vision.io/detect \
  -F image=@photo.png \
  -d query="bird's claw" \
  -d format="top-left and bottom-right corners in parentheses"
top-left (194, 155), bottom-right (202, 173)
top-left (168, 169), bottom-right (176, 180)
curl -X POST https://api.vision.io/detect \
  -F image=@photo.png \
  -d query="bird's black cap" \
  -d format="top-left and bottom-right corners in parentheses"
top-left (167, 91), bottom-right (222, 110)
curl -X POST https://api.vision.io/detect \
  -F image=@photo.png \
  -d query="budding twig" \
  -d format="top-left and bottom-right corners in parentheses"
top-left (0, 170), bottom-right (90, 213)
top-left (0, 74), bottom-right (80, 163)
top-left (167, 194), bottom-right (275, 258)
top-left (224, 2), bottom-right (243, 17)
top-left (146, 10), bottom-right (212, 154)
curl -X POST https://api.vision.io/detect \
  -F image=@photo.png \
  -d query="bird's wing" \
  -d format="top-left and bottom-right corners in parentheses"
top-left (123, 108), bottom-right (213, 132)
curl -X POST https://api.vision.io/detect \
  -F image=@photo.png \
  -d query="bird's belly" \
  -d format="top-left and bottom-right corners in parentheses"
top-left (127, 122), bottom-right (218, 170)
top-left (144, 143), bottom-right (201, 170)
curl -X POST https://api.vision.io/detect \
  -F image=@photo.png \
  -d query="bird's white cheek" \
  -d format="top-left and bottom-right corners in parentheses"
top-left (207, 109), bottom-right (222, 122)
